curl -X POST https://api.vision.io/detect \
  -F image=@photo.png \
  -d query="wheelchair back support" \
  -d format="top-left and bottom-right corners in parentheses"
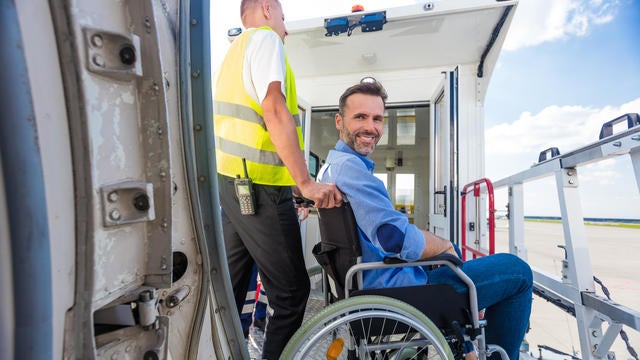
top-left (312, 202), bottom-right (361, 300)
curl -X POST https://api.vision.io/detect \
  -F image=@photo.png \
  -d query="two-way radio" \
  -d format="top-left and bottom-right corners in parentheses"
top-left (235, 159), bottom-right (256, 215)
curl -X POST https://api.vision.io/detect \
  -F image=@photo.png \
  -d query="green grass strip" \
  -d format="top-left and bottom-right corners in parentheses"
top-left (523, 218), bottom-right (640, 229)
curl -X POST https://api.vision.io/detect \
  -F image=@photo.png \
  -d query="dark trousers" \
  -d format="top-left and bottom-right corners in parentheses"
top-left (218, 175), bottom-right (310, 360)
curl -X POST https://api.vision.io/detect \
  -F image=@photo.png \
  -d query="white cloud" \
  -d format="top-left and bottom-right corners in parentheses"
top-left (486, 97), bottom-right (640, 158)
top-left (486, 98), bottom-right (640, 218)
top-left (504, 0), bottom-right (620, 51)
top-left (580, 159), bottom-right (621, 185)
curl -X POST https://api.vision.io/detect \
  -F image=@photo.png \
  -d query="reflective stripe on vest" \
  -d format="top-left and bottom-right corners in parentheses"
top-left (214, 100), bottom-right (301, 130)
top-left (213, 26), bottom-right (303, 185)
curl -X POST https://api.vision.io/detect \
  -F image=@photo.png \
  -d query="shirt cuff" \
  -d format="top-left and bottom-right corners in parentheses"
top-left (400, 225), bottom-right (424, 261)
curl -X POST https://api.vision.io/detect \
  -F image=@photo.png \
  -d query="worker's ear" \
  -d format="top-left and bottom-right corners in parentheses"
top-left (262, 0), bottom-right (271, 19)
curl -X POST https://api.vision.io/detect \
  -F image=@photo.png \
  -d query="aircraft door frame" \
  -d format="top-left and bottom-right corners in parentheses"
top-left (429, 68), bottom-right (459, 242)
top-left (298, 97), bottom-right (319, 269)
top-left (299, 97), bottom-right (312, 165)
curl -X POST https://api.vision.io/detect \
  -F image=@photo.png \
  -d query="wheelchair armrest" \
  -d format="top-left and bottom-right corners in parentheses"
top-left (346, 254), bottom-right (481, 331)
top-left (423, 253), bottom-right (463, 267)
top-left (382, 257), bottom-right (406, 264)
top-left (383, 253), bottom-right (463, 267)
top-left (348, 256), bottom-right (470, 294)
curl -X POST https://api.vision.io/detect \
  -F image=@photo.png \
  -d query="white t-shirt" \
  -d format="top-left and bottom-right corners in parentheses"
top-left (243, 29), bottom-right (287, 106)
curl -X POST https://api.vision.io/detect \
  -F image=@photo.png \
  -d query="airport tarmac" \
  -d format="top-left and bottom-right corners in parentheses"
top-left (494, 219), bottom-right (640, 359)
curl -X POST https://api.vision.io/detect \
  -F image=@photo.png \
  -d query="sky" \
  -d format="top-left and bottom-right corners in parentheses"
top-left (484, 0), bottom-right (640, 219)
top-left (211, 0), bottom-right (640, 219)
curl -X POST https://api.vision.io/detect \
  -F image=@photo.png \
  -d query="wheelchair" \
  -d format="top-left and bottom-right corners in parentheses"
top-left (280, 202), bottom-right (509, 360)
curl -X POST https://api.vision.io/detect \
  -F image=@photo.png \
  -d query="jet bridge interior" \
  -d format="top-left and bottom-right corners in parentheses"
top-left (286, 1), bottom-right (517, 253)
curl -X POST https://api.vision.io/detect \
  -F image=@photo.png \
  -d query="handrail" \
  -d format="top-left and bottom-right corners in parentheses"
top-left (460, 178), bottom-right (495, 260)
top-left (490, 114), bottom-right (640, 360)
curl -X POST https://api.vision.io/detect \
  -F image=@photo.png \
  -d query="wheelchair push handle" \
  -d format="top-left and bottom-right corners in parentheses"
top-left (293, 196), bottom-right (315, 207)
top-left (294, 196), bottom-right (350, 208)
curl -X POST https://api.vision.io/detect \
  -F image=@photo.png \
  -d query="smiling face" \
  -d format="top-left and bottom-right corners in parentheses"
top-left (336, 93), bottom-right (385, 156)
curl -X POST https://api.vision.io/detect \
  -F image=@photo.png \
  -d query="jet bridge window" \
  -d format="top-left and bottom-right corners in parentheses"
top-left (397, 109), bottom-right (416, 145)
top-left (395, 173), bottom-right (415, 223)
top-left (379, 112), bottom-right (389, 146)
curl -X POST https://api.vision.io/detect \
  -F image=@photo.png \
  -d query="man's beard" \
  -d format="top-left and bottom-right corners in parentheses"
top-left (341, 127), bottom-right (378, 156)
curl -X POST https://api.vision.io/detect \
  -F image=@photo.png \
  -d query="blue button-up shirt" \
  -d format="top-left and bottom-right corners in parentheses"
top-left (319, 140), bottom-right (427, 289)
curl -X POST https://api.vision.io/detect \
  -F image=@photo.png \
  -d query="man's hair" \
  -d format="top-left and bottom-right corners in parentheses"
top-left (241, 0), bottom-right (279, 20)
top-left (240, 0), bottom-right (258, 19)
top-left (338, 79), bottom-right (388, 116)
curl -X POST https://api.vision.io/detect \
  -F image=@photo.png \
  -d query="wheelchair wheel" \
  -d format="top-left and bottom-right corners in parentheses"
top-left (281, 295), bottom-right (453, 360)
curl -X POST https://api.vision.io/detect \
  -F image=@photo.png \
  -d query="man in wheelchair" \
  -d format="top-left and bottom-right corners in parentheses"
top-left (315, 79), bottom-right (533, 360)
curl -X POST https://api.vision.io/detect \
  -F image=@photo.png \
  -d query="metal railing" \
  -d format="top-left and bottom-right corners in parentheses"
top-left (491, 113), bottom-right (640, 359)
top-left (461, 178), bottom-right (496, 260)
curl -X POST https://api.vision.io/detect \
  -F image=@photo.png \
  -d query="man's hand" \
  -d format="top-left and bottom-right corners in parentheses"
top-left (419, 229), bottom-right (457, 260)
top-left (296, 206), bottom-right (310, 221)
top-left (298, 181), bottom-right (342, 208)
top-left (445, 244), bottom-right (458, 257)
top-left (291, 187), bottom-right (311, 220)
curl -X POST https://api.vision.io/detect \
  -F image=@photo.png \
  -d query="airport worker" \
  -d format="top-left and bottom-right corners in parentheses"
top-left (318, 79), bottom-right (533, 360)
top-left (212, 0), bottom-right (342, 358)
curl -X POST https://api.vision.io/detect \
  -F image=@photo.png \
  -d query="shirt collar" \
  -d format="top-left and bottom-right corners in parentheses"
top-left (335, 140), bottom-right (376, 172)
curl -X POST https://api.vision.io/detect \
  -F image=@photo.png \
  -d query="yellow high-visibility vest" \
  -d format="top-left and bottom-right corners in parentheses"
top-left (213, 26), bottom-right (303, 186)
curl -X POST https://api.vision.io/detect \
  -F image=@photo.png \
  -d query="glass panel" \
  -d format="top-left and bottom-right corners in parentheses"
top-left (397, 109), bottom-right (415, 145)
top-left (374, 173), bottom-right (388, 192)
top-left (310, 110), bottom-right (340, 162)
top-left (378, 111), bottom-right (389, 146)
top-left (308, 152), bottom-right (319, 178)
top-left (298, 106), bottom-right (306, 130)
top-left (395, 174), bottom-right (414, 215)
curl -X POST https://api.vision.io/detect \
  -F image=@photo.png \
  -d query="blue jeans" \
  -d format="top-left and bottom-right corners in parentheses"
top-left (427, 253), bottom-right (533, 360)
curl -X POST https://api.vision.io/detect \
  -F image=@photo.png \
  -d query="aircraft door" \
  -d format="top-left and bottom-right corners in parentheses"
top-left (429, 69), bottom-right (459, 242)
